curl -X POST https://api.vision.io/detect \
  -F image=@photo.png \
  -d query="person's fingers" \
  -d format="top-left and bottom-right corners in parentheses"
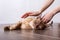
top-left (27, 13), bottom-right (33, 16)
top-left (42, 17), bottom-right (47, 23)
top-left (43, 19), bottom-right (50, 24)
top-left (21, 13), bottom-right (28, 18)
top-left (42, 17), bottom-right (45, 22)
top-left (21, 12), bottom-right (33, 18)
top-left (46, 19), bottom-right (51, 23)
top-left (43, 19), bottom-right (46, 23)
top-left (29, 13), bottom-right (38, 16)
top-left (41, 14), bottom-right (45, 21)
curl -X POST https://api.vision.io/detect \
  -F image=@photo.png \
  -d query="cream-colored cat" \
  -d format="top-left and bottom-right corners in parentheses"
top-left (4, 16), bottom-right (53, 31)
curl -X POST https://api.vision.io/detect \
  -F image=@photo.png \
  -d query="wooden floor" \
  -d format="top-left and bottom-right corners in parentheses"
top-left (0, 23), bottom-right (60, 40)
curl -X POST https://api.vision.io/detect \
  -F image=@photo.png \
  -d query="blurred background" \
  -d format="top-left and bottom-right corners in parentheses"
top-left (0, 0), bottom-right (60, 24)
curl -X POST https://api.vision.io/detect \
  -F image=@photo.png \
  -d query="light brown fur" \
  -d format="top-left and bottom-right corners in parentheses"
top-left (4, 16), bottom-right (53, 31)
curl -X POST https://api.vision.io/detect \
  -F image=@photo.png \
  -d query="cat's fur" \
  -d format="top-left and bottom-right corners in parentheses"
top-left (4, 16), bottom-right (53, 31)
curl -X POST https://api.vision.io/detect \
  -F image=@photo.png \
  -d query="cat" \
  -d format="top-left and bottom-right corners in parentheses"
top-left (4, 16), bottom-right (53, 31)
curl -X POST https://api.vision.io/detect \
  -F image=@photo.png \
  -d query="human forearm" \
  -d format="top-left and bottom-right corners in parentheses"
top-left (38, 0), bottom-right (54, 14)
top-left (21, 0), bottom-right (54, 18)
top-left (48, 6), bottom-right (60, 16)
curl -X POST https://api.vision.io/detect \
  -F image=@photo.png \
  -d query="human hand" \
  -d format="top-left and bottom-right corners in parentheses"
top-left (42, 13), bottom-right (53, 23)
top-left (21, 12), bottom-right (32, 18)
top-left (21, 11), bottom-right (41, 18)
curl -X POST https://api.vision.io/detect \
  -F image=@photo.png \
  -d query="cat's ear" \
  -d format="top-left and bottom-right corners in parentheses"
top-left (49, 21), bottom-right (53, 26)
top-left (45, 21), bottom-right (53, 27)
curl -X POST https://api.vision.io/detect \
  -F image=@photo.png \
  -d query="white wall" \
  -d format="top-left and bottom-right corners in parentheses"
top-left (0, 0), bottom-right (60, 24)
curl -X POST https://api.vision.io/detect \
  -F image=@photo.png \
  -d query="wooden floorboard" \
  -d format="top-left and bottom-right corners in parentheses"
top-left (0, 23), bottom-right (60, 40)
